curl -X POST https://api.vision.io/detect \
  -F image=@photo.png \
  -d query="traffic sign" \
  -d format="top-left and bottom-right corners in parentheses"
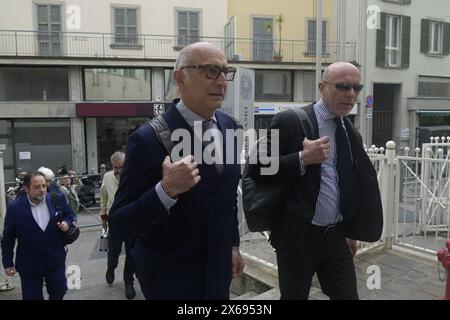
top-left (366, 95), bottom-right (374, 107)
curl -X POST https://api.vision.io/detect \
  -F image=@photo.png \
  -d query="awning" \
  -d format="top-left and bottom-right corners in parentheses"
top-left (416, 110), bottom-right (450, 116)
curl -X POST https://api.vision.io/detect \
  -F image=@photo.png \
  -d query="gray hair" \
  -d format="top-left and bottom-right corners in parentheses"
top-left (37, 166), bottom-right (55, 181)
top-left (174, 42), bottom-right (223, 70)
top-left (174, 45), bottom-right (194, 70)
top-left (110, 151), bottom-right (125, 163)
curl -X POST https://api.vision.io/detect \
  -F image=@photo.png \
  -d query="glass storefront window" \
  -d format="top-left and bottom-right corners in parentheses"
top-left (14, 119), bottom-right (72, 174)
top-left (84, 68), bottom-right (151, 101)
top-left (96, 117), bottom-right (147, 169)
top-left (164, 69), bottom-right (178, 101)
top-left (0, 67), bottom-right (69, 101)
top-left (255, 70), bottom-right (293, 102)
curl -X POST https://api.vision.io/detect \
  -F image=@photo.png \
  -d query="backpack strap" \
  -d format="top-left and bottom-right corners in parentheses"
top-left (293, 107), bottom-right (314, 140)
top-left (50, 192), bottom-right (63, 222)
top-left (148, 115), bottom-right (173, 155)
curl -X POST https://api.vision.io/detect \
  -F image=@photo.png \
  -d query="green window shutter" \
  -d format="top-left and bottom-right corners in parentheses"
top-left (401, 15), bottom-right (411, 68)
top-left (421, 19), bottom-right (430, 54)
top-left (376, 12), bottom-right (386, 67)
top-left (443, 22), bottom-right (450, 55)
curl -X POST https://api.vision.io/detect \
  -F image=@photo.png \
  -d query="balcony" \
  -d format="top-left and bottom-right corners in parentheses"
top-left (0, 30), bottom-right (357, 64)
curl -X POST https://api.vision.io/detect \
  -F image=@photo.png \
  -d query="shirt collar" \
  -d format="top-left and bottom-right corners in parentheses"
top-left (176, 99), bottom-right (217, 128)
top-left (314, 99), bottom-right (338, 121)
top-left (27, 194), bottom-right (46, 207)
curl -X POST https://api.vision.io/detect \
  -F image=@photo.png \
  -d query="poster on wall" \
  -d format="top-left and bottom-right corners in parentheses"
top-left (19, 152), bottom-right (31, 160)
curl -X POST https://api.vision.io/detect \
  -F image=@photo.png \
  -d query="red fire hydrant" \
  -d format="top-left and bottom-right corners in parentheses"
top-left (437, 238), bottom-right (450, 300)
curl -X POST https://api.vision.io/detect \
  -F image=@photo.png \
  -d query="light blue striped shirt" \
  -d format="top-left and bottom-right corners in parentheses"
top-left (310, 99), bottom-right (344, 226)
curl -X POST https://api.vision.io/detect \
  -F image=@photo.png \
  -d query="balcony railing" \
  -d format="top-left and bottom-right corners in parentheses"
top-left (0, 30), bottom-right (357, 63)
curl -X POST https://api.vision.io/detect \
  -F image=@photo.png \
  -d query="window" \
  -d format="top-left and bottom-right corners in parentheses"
top-left (421, 19), bottom-right (450, 55)
top-left (176, 9), bottom-right (200, 48)
top-left (84, 68), bottom-right (151, 101)
top-left (37, 4), bottom-right (62, 55)
top-left (418, 76), bottom-right (450, 98)
top-left (376, 13), bottom-right (410, 68)
top-left (307, 20), bottom-right (327, 56)
top-left (252, 17), bottom-right (273, 61)
top-left (303, 71), bottom-right (316, 102)
top-left (385, 15), bottom-right (401, 67)
top-left (113, 7), bottom-right (138, 46)
top-left (255, 70), bottom-right (292, 102)
top-left (164, 69), bottom-right (178, 101)
top-left (0, 67), bottom-right (69, 101)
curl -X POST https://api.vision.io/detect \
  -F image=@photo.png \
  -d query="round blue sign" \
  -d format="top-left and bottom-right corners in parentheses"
top-left (366, 95), bottom-right (374, 107)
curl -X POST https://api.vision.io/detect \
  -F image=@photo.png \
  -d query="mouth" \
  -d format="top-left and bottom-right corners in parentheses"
top-left (209, 93), bottom-right (224, 98)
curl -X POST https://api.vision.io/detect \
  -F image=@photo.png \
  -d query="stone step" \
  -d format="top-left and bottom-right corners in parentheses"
top-left (232, 290), bottom-right (259, 300)
top-left (250, 287), bottom-right (280, 300)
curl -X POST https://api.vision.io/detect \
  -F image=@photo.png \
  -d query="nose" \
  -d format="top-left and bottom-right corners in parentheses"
top-left (216, 71), bottom-right (227, 85)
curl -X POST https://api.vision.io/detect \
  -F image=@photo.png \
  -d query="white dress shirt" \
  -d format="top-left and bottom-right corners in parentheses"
top-left (28, 196), bottom-right (51, 231)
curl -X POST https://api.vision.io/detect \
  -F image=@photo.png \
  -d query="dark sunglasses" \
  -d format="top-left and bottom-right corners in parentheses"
top-left (323, 81), bottom-right (364, 92)
top-left (180, 64), bottom-right (237, 81)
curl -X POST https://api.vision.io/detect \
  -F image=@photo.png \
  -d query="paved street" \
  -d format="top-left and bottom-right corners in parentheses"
top-left (0, 208), bottom-right (447, 300)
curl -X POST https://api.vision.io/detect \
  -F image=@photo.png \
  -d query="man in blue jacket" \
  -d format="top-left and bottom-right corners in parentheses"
top-left (109, 42), bottom-right (244, 299)
top-left (1, 170), bottom-right (75, 300)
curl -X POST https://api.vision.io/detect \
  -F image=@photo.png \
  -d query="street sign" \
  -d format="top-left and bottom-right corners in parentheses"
top-left (366, 106), bottom-right (373, 119)
top-left (366, 95), bottom-right (374, 108)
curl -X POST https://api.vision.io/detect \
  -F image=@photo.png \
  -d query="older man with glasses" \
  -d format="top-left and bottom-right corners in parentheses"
top-left (108, 42), bottom-right (244, 300)
top-left (248, 62), bottom-right (383, 300)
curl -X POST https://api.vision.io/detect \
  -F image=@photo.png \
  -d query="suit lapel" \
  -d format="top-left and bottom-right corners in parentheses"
top-left (23, 196), bottom-right (46, 232)
top-left (304, 103), bottom-right (321, 179)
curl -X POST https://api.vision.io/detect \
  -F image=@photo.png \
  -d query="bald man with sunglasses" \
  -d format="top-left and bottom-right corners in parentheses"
top-left (249, 62), bottom-right (383, 299)
top-left (109, 42), bottom-right (244, 299)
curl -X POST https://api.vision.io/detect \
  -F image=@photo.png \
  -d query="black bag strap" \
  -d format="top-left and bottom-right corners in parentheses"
top-left (50, 192), bottom-right (63, 222)
top-left (148, 115), bottom-right (173, 155)
top-left (293, 107), bottom-right (314, 140)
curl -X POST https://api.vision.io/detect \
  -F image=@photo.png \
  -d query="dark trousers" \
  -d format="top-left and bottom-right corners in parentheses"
top-left (108, 234), bottom-right (136, 284)
top-left (276, 223), bottom-right (358, 300)
top-left (20, 265), bottom-right (67, 300)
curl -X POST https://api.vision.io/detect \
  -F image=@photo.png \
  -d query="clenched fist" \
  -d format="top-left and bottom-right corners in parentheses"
top-left (301, 136), bottom-right (330, 165)
top-left (161, 155), bottom-right (201, 198)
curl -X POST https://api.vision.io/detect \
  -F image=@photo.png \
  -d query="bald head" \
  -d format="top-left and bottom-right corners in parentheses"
top-left (322, 62), bottom-right (360, 83)
top-left (174, 42), bottom-right (225, 70)
top-left (319, 61), bottom-right (362, 117)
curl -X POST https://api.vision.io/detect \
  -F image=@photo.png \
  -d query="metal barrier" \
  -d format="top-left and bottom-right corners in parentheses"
top-left (0, 30), bottom-right (357, 64)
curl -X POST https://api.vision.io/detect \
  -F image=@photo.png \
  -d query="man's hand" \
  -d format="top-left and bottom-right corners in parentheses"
top-left (161, 155), bottom-right (201, 198)
top-left (4, 267), bottom-right (16, 277)
top-left (231, 247), bottom-right (245, 279)
top-left (100, 213), bottom-right (108, 230)
top-left (346, 238), bottom-right (358, 257)
top-left (301, 136), bottom-right (330, 166)
top-left (57, 221), bottom-right (69, 232)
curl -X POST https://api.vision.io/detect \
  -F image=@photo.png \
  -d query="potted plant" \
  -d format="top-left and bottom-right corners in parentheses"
top-left (273, 14), bottom-right (284, 62)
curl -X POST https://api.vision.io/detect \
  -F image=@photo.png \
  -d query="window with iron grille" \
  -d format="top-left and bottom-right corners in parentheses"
top-left (36, 4), bottom-right (62, 55)
top-left (306, 20), bottom-right (327, 56)
top-left (175, 9), bottom-right (200, 48)
top-left (113, 7), bottom-right (139, 46)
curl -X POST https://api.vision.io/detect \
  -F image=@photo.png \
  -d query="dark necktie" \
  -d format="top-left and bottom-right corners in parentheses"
top-left (202, 119), bottom-right (223, 174)
top-left (334, 117), bottom-right (356, 220)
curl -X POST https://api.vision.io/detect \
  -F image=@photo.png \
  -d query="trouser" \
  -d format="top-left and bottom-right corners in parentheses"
top-left (276, 222), bottom-right (358, 300)
top-left (108, 235), bottom-right (136, 284)
top-left (20, 265), bottom-right (67, 300)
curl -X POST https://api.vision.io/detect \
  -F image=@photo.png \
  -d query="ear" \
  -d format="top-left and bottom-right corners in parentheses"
top-left (173, 69), bottom-right (184, 88)
top-left (23, 185), bottom-right (30, 194)
top-left (318, 81), bottom-right (326, 94)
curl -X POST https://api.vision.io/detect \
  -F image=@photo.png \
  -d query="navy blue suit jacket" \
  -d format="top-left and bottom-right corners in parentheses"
top-left (1, 193), bottom-right (75, 276)
top-left (109, 103), bottom-right (241, 299)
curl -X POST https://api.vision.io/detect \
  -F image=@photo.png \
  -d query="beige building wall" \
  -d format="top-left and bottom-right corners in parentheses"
top-left (227, 0), bottom-right (336, 62)
top-left (0, 0), bottom-right (227, 36)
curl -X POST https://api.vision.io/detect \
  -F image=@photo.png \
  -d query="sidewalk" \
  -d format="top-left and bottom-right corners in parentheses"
top-left (0, 209), bottom-right (446, 300)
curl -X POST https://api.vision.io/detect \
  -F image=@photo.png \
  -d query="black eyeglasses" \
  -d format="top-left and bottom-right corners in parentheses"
top-left (180, 64), bottom-right (237, 81)
top-left (323, 81), bottom-right (364, 92)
